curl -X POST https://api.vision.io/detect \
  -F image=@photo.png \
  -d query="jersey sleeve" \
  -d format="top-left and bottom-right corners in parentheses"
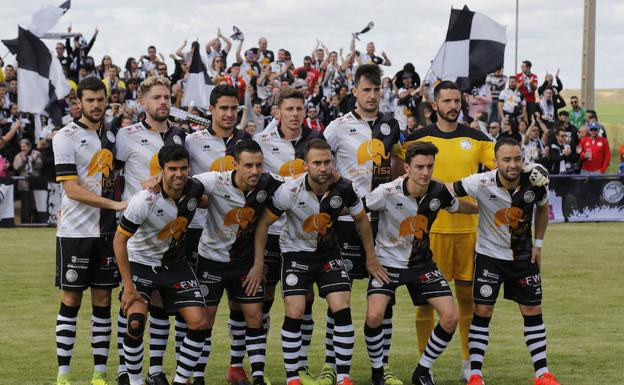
top-left (440, 184), bottom-right (459, 213)
top-left (479, 140), bottom-right (496, 170)
top-left (363, 184), bottom-right (387, 212)
top-left (268, 183), bottom-right (293, 216)
top-left (344, 183), bottom-right (364, 216)
top-left (453, 173), bottom-right (481, 199)
top-left (193, 171), bottom-right (218, 195)
top-left (536, 187), bottom-right (549, 206)
top-left (118, 193), bottom-right (150, 236)
top-left (323, 121), bottom-right (339, 152)
top-left (115, 129), bottom-right (129, 162)
top-left (187, 177), bottom-right (206, 199)
top-left (52, 131), bottom-right (78, 181)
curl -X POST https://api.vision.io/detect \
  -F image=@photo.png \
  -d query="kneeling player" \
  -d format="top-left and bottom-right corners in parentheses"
top-left (114, 145), bottom-right (209, 385)
top-left (255, 139), bottom-right (388, 385)
top-left (364, 142), bottom-right (478, 385)
top-left (448, 138), bottom-right (560, 385)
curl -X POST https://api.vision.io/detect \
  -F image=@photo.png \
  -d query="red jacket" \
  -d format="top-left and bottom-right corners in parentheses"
top-left (515, 72), bottom-right (538, 103)
top-left (579, 135), bottom-right (610, 173)
top-left (304, 118), bottom-right (325, 132)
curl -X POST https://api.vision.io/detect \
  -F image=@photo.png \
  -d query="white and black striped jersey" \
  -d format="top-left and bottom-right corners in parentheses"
top-left (115, 120), bottom-right (186, 201)
top-left (253, 122), bottom-right (325, 235)
top-left (268, 173), bottom-right (364, 255)
top-left (185, 127), bottom-right (250, 229)
top-left (117, 178), bottom-right (204, 266)
top-left (365, 178), bottom-right (458, 269)
top-left (453, 170), bottom-right (548, 261)
top-left (53, 119), bottom-right (117, 237)
top-left (194, 171), bottom-right (283, 263)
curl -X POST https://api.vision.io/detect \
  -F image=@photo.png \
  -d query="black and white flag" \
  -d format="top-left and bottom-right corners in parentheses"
top-left (430, 6), bottom-right (506, 88)
top-left (182, 41), bottom-right (214, 108)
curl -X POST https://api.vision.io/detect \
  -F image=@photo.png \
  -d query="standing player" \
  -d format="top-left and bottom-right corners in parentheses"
top-left (446, 138), bottom-right (559, 385)
top-left (115, 75), bottom-right (186, 385)
top-left (402, 81), bottom-right (496, 381)
top-left (184, 85), bottom-right (250, 385)
top-left (53, 77), bottom-right (126, 385)
top-left (192, 140), bottom-right (283, 385)
top-left (363, 142), bottom-right (478, 385)
top-left (253, 87), bottom-right (325, 384)
top-left (322, 64), bottom-right (403, 385)
top-left (254, 139), bottom-right (388, 385)
top-left (114, 145), bottom-right (209, 385)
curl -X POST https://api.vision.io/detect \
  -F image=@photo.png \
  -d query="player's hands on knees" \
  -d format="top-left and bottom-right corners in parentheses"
top-left (141, 174), bottom-right (162, 192)
top-left (366, 258), bottom-right (390, 284)
top-left (531, 246), bottom-right (542, 268)
top-left (523, 163), bottom-right (550, 187)
top-left (243, 264), bottom-right (263, 296)
top-left (121, 286), bottom-right (147, 315)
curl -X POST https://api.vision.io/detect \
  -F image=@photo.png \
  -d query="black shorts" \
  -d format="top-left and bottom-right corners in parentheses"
top-left (367, 263), bottom-right (452, 306)
top-left (55, 236), bottom-right (119, 290)
top-left (123, 260), bottom-right (205, 311)
top-left (335, 219), bottom-right (374, 279)
top-left (264, 234), bottom-right (281, 286)
top-left (184, 228), bottom-right (203, 267)
top-left (473, 253), bottom-right (542, 306)
top-left (281, 251), bottom-right (351, 298)
top-left (196, 257), bottom-right (265, 306)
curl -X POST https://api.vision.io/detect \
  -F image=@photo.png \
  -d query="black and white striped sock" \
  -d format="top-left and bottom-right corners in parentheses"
top-left (333, 308), bottom-right (354, 383)
top-left (56, 303), bottom-right (79, 375)
top-left (229, 310), bottom-right (246, 368)
top-left (148, 306), bottom-right (170, 375)
top-left (523, 314), bottom-right (549, 378)
top-left (174, 313), bottom-right (187, 362)
top-left (173, 328), bottom-right (208, 384)
top-left (382, 305), bottom-right (393, 365)
top-left (193, 330), bottom-right (212, 380)
top-left (123, 334), bottom-right (144, 385)
top-left (417, 323), bottom-right (454, 370)
top-left (281, 316), bottom-right (303, 383)
top-left (246, 326), bottom-right (267, 379)
top-left (91, 305), bottom-right (112, 374)
top-left (324, 308), bottom-right (336, 369)
top-left (117, 309), bottom-right (127, 375)
top-left (299, 301), bottom-right (314, 369)
top-left (469, 314), bottom-right (491, 377)
top-left (364, 323), bottom-right (384, 381)
top-left (263, 300), bottom-right (274, 332)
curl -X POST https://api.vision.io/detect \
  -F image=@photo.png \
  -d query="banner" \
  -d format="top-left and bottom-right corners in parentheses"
top-left (0, 178), bottom-right (15, 227)
top-left (548, 174), bottom-right (624, 222)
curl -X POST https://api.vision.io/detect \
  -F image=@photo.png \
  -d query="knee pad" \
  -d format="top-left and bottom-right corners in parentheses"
top-left (127, 313), bottom-right (146, 337)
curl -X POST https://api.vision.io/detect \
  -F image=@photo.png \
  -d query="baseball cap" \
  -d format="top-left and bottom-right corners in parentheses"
top-left (588, 122), bottom-right (599, 130)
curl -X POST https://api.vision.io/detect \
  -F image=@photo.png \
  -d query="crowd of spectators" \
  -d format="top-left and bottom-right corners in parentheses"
top-left (0, 29), bottom-right (620, 222)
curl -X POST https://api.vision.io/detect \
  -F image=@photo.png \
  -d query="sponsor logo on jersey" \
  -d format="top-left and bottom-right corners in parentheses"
top-left (210, 155), bottom-right (236, 172)
top-left (279, 158), bottom-right (306, 177)
top-left (303, 213), bottom-right (333, 235)
top-left (399, 214), bottom-right (429, 240)
top-left (87, 149), bottom-right (113, 177)
top-left (357, 139), bottom-right (389, 165)
top-left (157, 216), bottom-right (189, 241)
top-left (224, 207), bottom-right (256, 230)
top-left (494, 207), bottom-right (525, 229)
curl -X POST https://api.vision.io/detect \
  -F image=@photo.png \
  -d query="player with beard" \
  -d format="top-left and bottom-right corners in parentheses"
top-left (446, 138), bottom-right (558, 385)
top-left (115, 75), bottom-right (186, 385)
top-left (53, 77), bottom-right (127, 385)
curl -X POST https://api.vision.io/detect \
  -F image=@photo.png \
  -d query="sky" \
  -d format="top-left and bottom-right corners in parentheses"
top-left (2, 0), bottom-right (622, 89)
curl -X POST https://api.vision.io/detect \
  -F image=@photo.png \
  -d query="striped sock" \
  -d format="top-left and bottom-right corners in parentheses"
top-left (174, 313), bottom-right (187, 362)
top-left (193, 330), bottom-right (212, 379)
top-left (364, 323), bottom-right (384, 381)
top-left (324, 308), bottom-right (336, 369)
top-left (123, 334), bottom-right (144, 385)
top-left (523, 314), bottom-right (549, 378)
top-left (229, 310), bottom-right (246, 368)
top-left (382, 305), bottom-right (393, 365)
top-left (469, 314), bottom-right (491, 376)
top-left (417, 323), bottom-right (454, 370)
top-left (148, 306), bottom-right (169, 375)
top-left (263, 300), bottom-right (274, 332)
top-left (246, 326), bottom-right (267, 379)
top-left (117, 309), bottom-right (127, 375)
top-left (299, 301), bottom-right (314, 369)
top-left (56, 303), bottom-right (79, 375)
top-left (333, 308), bottom-right (354, 383)
top-left (91, 305), bottom-right (112, 374)
top-left (281, 316), bottom-right (303, 382)
top-left (173, 329), bottom-right (208, 384)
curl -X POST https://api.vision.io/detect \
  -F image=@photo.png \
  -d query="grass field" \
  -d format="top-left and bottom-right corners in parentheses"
top-left (1, 224), bottom-right (623, 385)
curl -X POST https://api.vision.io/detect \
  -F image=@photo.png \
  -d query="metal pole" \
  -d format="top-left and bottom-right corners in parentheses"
top-left (514, 0), bottom-right (519, 74)
top-left (581, 0), bottom-right (596, 109)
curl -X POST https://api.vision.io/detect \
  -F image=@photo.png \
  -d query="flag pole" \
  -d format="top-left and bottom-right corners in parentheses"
top-left (514, 0), bottom-right (519, 74)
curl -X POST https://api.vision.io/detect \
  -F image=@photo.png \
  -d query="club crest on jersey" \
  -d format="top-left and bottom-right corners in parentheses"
top-left (303, 213), bottom-right (333, 235)
top-left (494, 207), bottom-right (525, 229)
top-left (429, 198), bottom-right (441, 211)
top-left (187, 198), bottom-right (198, 211)
top-left (399, 214), bottom-right (428, 240)
top-left (380, 123), bottom-right (391, 136)
top-left (224, 207), bottom-right (256, 230)
top-left (523, 190), bottom-right (535, 203)
top-left (256, 190), bottom-right (267, 203)
top-left (279, 158), bottom-right (306, 176)
top-left (173, 135), bottom-right (182, 145)
top-left (329, 196), bottom-right (343, 209)
top-left (87, 149), bottom-right (113, 177)
top-left (106, 131), bottom-right (116, 143)
top-left (357, 139), bottom-right (389, 165)
top-left (460, 139), bottom-right (472, 150)
top-left (210, 155), bottom-right (236, 172)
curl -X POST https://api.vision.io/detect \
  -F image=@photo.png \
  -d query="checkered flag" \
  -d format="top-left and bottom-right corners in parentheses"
top-left (430, 6), bottom-right (506, 87)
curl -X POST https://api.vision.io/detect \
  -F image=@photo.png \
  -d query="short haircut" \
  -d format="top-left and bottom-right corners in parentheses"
top-left (433, 80), bottom-right (460, 101)
top-left (139, 75), bottom-right (170, 97)
top-left (158, 144), bottom-right (189, 168)
top-left (148, 45), bottom-right (156, 51)
top-left (543, 86), bottom-right (554, 93)
top-left (555, 127), bottom-right (565, 135)
top-left (277, 88), bottom-right (305, 107)
top-left (494, 137), bottom-right (521, 154)
top-left (570, 95), bottom-right (578, 100)
top-left (405, 141), bottom-right (438, 164)
top-left (234, 139), bottom-right (263, 162)
top-left (304, 138), bottom-right (331, 160)
top-left (586, 109), bottom-right (597, 118)
top-left (558, 110), bottom-right (569, 117)
top-left (508, 75), bottom-right (516, 80)
top-left (304, 56), bottom-right (312, 61)
top-left (354, 64), bottom-right (382, 87)
top-left (77, 77), bottom-right (107, 99)
top-left (210, 84), bottom-right (239, 106)
top-left (522, 60), bottom-right (532, 68)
